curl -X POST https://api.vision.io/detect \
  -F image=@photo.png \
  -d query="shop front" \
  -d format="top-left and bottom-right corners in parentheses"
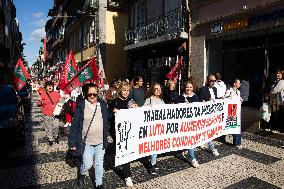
top-left (191, 2), bottom-right (284, 108)
top-left (127, 40), bottom-right (188, 87)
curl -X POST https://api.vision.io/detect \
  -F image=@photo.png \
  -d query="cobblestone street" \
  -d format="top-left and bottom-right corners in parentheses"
top-left (0, 95), bottom-right (284, 189)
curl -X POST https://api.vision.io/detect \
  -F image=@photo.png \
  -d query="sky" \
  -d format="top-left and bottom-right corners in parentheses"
top-left (14, 0), bottom-right (53, 66)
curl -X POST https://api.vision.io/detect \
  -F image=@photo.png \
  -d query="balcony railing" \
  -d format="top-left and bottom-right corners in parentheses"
top-left (125, 6), bottom-right (187, 46)
top-left (83, 0), bottom-right (98, 11)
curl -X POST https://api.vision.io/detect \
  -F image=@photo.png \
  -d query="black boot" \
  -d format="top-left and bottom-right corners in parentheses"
top-left (77, 173), bottom-right (86, 186)
top-left (95, 185), bottom-right (104, 189)
top-left (48, 141), bottom-right (53, 146)
top-left (54, 137), bottom-right (60, 144)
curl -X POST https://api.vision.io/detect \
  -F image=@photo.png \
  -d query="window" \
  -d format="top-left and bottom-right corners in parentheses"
top-left (2, 0), bottom-right (7, 6)
top-left (89, 19), bottom-right (96, 43)
top-left (91, 0), bottom-right (97, 6)
top-left (83, 21), bottom-right (89, 47)
top-left (77, 29), bottom-right (81, 52)
top-left (135, 0), bottom-right (146, 26)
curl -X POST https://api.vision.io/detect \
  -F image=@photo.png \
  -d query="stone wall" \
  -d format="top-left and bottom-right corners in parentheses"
top-left (190, 35), bottom-right (206, 87)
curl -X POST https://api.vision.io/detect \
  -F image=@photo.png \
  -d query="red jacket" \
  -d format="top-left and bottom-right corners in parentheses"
top-left (40, 91), bottom-right (61, 116)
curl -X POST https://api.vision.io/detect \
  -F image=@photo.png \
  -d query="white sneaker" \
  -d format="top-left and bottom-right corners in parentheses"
top-left (236, 145), bottom-right (242, 150)
top-left (125, 177), bottom-right (134, 187)
top-left (181, 150), bottom-right (187, 159)
top-left (212, 149), bottom-right (219, 156)
top-left (190, 159), bottom-right (200, 168)
top-left (272, 130), bottom-right (280, 134)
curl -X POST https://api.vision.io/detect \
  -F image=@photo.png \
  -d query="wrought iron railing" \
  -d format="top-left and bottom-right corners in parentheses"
top-left (83, 0), bottom-right (98, 10)
top-left (125, 6), bottom-right (187, 46)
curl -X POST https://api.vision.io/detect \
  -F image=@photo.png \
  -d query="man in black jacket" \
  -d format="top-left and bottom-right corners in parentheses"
top-left (198, 74), bottom-right (220, 156)
top-left (198, 74), bottom-right (218, 102)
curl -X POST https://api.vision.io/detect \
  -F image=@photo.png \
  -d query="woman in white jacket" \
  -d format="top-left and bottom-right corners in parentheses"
top-left (269, 69), bottom-right (284, 132)
top-left (220, 78), bottom-right (243, 149)
top-left (143, 83), bottom-right (165, 175)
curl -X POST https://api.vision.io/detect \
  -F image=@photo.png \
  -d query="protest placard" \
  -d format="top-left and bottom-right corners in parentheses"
top-left (115, 99), bottom-right (241, 166)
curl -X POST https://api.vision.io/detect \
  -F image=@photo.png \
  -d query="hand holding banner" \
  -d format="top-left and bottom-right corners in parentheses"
top-left (115, 99), bottom-right (241, 166)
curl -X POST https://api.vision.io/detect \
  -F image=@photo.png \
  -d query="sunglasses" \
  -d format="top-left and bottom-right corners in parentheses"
top-left (87, 93), bottom-right (98, 97)
top-left (209, 80), bottom-right (216, 82)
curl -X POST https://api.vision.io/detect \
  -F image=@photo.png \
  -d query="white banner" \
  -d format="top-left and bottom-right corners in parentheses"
top-left (115, 99), bottom-right (241, 166)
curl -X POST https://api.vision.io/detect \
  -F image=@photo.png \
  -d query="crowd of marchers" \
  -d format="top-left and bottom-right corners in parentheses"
top-left (34, 70), bottom-right (284, 188)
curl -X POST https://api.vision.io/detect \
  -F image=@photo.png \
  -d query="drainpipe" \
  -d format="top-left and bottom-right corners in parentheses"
top-left (97, 0), bottom-right (107, 76)
top-left (185, 0), bottom-right (191, 78)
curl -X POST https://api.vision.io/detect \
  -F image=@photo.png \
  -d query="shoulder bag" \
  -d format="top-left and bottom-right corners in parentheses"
top-left (46, 92), bottom-right (63, 117)
top-left (66, 103), bottom-right (98, 167)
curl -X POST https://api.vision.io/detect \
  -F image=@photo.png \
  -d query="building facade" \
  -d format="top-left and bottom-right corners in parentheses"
top-left (45, 0), bottom-right (128, 82)
top-left (0, 0), bottom-right (23, 70)
top-left (124, 0), bottom-right (189, 85)
top-left (190, 0), bottom-right (284, 107)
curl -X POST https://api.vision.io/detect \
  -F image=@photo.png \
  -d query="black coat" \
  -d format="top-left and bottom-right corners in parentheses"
top-left (175, 94), bottom-right (199, 104)
top-left (198, 86), bottom-right (218, 102)
top-left (163, 89), bottom-right (179, 104)
top-left (68, 97), bottom-right (110, 157)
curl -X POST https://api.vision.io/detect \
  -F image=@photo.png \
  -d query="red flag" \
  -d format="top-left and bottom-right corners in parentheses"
top-left (78, 57), bottom-right (99, 84)
top-left (58, 50), bottom-right (80, 94)
top-left (166, 56), bottom-right (182, 80)
top-left (97, 48), bottom-right (105, 88)
top-left (14, 58), bottom-right (30, 91)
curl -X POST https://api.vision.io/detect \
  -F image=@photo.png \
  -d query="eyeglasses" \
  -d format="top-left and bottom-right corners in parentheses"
top-left (87, 93), bottom-right (98, 97)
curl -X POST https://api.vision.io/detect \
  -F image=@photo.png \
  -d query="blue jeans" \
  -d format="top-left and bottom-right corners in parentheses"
top-left (188, 148), bottom-right (196, 160)
top-left (220, 134), bottom-right (242, 145)
top-left (233, 134), bottom-right (242, 145)
top-left (208, 141), bottom-right (216, 151)
top-left (151, 154), bottom-right (157, 166)
top-left (80, 143), bottom-right (105, 186)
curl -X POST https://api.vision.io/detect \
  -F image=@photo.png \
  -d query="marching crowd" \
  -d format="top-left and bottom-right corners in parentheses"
top-left (34, 70), bottom-right (284, 188)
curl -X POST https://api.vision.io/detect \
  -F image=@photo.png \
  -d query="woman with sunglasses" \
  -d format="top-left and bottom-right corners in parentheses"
top-left (143, 83), bottom-right (165, 175)
top-left (68, 83), bottom-right (110, 189)
top-left (109, 81), bottom-right (136, 187)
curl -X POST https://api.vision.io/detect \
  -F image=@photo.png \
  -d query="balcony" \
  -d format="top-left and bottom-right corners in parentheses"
top-left (83, 0), bottom-right (98, 11)
top-left (107, 0), bottom-right (128, 10)
top-left (125, 6), bottom-right (187, 47)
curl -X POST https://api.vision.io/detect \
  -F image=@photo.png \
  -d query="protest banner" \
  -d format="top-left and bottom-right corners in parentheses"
top-left (115, 99), bottom-right (241, 166)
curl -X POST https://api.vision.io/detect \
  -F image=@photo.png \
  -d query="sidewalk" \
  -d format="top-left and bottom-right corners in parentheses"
top-left (242, 106), bottom-right (284, 141)
top-left (0, 96), bottom-right (283, 188)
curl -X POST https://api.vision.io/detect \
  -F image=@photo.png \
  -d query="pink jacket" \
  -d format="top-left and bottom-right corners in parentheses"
top-left (40, 91), bottom-right (61, 116)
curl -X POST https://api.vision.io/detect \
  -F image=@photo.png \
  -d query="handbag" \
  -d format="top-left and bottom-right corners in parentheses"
top-left (280, 90), bottom-right (284, 105)
top-left (66, 104), bottom-right (98, 167)
top-left (46, 92), bottom-right (63, 117)
top-left (53, 102), bottom-right (64, 116)
top-left (258, 102), bottom-right (271, 122)
top-left (65, 149), bottom-right (81, 168)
